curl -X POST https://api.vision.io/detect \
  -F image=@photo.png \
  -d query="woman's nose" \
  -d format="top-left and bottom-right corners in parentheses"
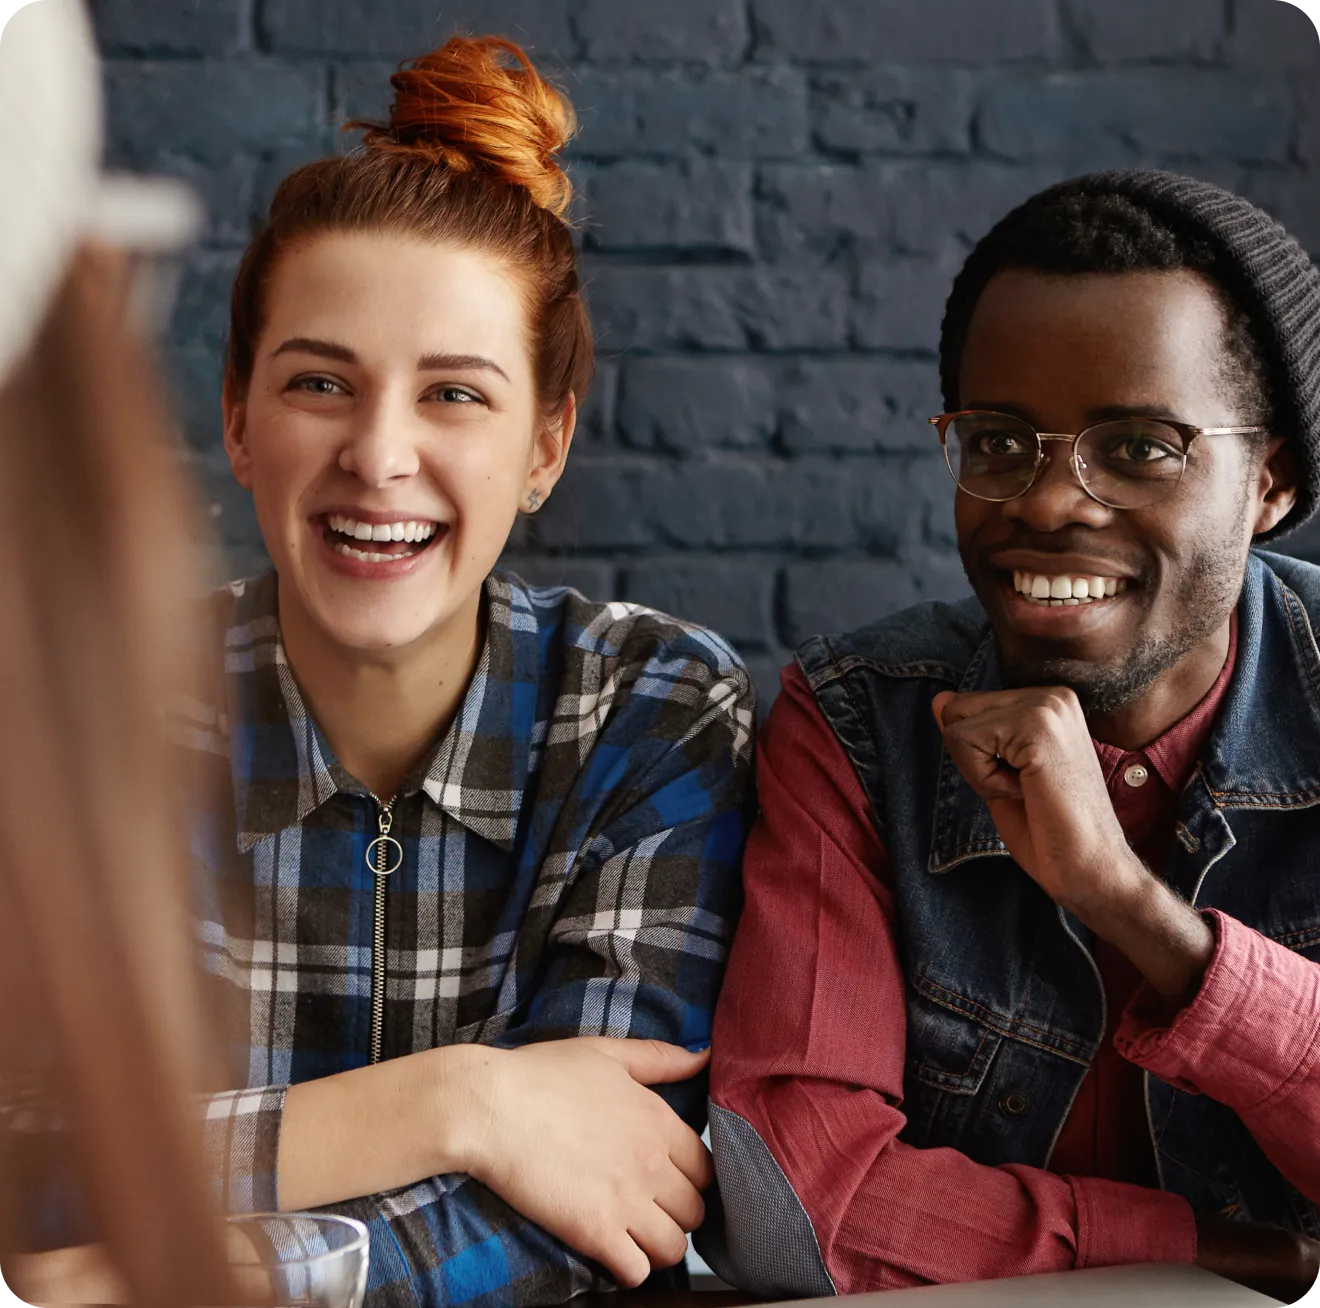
top-left (337, 394), bottom-right (421, 486)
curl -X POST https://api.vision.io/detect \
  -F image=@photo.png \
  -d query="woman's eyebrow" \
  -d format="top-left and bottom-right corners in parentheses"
top-left (270, 337), bottom-right (357, 363)
top-left (417, 352), bottom-right (510, 382)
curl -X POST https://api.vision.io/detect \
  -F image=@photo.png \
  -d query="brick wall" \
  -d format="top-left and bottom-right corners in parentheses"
top-left (96, 0), bottom-right (1320, 704)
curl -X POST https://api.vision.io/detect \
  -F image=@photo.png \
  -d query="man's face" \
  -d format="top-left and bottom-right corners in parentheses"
top-left (956, 268), bottom-right (1289, 715)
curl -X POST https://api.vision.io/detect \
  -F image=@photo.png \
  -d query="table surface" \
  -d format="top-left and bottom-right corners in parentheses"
top-left (583, 1263), bottom-right (1284, 1308)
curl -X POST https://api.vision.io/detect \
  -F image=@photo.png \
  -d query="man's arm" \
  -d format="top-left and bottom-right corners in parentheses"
top-left (933, 684), bottom-right (1320, 1296)
top-left (706, 668), bottom-right (1194, 1298)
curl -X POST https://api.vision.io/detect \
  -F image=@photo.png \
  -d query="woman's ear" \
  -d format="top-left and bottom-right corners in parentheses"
top-left (1253, 437), bottom-right (1299, 538)
top-left (221, 373), bottom-right (253, 491)
top-left (521, 393), bottom-right (577, 513)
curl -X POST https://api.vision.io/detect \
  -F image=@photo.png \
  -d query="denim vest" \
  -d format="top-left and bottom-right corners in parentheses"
top-left (795, 550), bottom-right (1320, 1235)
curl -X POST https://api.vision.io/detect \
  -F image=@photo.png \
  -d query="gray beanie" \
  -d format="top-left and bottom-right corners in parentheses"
top-left (939, 170), bottom-right (1320, 541)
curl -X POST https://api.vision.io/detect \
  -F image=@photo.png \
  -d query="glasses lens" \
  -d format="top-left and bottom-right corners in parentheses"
top-left (1076, 420), bottom-right (1188, 508)
top-left (944, 413), bottom-right (1039, 501)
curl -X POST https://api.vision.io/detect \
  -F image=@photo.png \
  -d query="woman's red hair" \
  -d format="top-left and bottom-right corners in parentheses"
top-left (226, 35), bottom-right (592, 416)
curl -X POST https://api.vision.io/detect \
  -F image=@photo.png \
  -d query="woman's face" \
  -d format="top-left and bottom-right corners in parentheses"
top-left (224, 231), bottom-right (572, 657)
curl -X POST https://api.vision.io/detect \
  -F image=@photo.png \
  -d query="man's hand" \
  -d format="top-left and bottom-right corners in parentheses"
top-left (1196, 1214), bottom-right (1320, 1303)
top-left (451, 1037), bottom-right (712, 1289)
top-left (932, 687), bottom-right (1215, 1002)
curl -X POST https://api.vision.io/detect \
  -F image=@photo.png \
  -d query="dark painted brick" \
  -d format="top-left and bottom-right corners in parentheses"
top-left (187, 448), bottom-right (266, 571)
top-left (742, 653), bottom-right (791, 712)
top-left (575, 362), bottom-right (619, 448)
top-left (94, 0), bottom-right (251, 55)
top-left (586, 161), bottom-right (754, 256)
top-left (104, 59), bottom-right (328, 162)
top-left (776, 360), bottom-right (941, 454)
top-left (330, 62), bottom-right (398, 127)
top-left (171, 251), bottom-right (243, 355)
top-left (622, 560), bottom-right (775, 648)
top-left (1062, 0), bottom-right (1227, 62)
top-left (618, 360), bottom-right (776, 454)
top-left (854, 254), bottom-right (963, 353)
top-left (752, 0), bottom-right (1057, 64)
top-left (781, 560), bottom-right (920, 645)
top-left (757, 162), bottom-right (1060, 263)
top-left (587, 265), bottom-right (850, 352)
top-left (262, 0), bottom-right (575, 60)
top-left (163, 345), bottom-right (225, 452)
top-left (578, 0), bottom-right (748, 64)
top-left (536, 457), bottom-right (924, 553)
top-left (498, 556), bottom-right (617, 596)
top-left (571, 67), bottom-right (808, 159)
top-left (813, 69), bottom-right (973, 156)
top-left (906, 549), bottom-right (974, 604)
top-left (1228, 0), bottom-right (1320, 68)
top-left (979, 70), bottom-right (1293, 165)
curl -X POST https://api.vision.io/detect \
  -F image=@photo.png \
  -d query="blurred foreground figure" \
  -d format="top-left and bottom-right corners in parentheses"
top-left (0, 1), bottom-right (231, 1302)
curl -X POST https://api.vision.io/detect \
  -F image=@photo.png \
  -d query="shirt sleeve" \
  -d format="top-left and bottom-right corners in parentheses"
top-left (220, 656), bottom-right (756, 1308)
top-left (705, 663), bottom-right (1196, 1299)
top-left (1116, 909), bottom-right (1320, 1203)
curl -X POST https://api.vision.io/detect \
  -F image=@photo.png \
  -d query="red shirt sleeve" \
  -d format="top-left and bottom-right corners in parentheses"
top-left (1117, 909), bottom-right (1320, 1204)
top-left (711, 662), bottom-right (1196, 1293)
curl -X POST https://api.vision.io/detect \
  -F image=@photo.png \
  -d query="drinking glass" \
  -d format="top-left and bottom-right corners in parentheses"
top-left (225, 1213), bottom-right (369, 1308)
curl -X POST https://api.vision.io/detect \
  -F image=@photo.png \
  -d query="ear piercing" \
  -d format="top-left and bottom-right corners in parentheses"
top-left (525, 488), bottom-right (542, 511)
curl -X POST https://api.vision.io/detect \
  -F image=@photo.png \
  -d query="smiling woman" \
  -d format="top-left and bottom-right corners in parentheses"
top-left (191, 35), bottom-right (755, 1308)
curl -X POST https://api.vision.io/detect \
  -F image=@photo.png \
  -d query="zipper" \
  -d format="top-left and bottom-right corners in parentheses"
top-left (366, 793), bottom-right (401, 1065)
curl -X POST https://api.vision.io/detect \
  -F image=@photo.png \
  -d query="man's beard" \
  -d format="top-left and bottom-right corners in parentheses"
top-left (965, 525), bottom-right (1248, 722)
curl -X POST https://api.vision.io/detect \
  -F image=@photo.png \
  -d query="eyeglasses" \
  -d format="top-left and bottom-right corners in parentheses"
top-left (929, 411), bottom-right (1271, 510)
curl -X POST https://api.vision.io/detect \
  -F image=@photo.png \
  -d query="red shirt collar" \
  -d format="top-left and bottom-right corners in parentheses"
top-left (1093, 612), bottom-right (1238, 793)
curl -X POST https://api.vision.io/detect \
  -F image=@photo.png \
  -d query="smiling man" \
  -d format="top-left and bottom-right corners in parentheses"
top-left (705, 172), bottom-right (1320, 1301)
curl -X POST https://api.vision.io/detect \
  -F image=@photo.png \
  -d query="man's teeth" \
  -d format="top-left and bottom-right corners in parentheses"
top-left (1012, 572), bottom-right (1127, 606)
top-left (326, 514), bottom-right (438, 543)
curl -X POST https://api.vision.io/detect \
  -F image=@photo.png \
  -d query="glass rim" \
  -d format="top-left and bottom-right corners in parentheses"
top-left (224, 1211), bottom-right (370, 1267)
top-left (934, 410), bottom-right (1188, 508)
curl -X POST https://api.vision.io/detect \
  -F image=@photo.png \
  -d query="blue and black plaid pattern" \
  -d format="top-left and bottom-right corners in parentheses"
top-left (184, 570), bottom-right (755, 1307)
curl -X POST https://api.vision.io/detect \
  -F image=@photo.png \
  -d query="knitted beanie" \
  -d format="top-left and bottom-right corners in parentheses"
top-left (938, 170), bottom-right (1320, 541)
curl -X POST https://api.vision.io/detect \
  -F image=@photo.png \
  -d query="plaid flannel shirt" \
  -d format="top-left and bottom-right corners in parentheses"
top-left (181, 569), bottom-right (755, 1308)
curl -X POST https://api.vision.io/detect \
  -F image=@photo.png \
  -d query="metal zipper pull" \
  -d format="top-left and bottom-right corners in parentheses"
top-left (366, 802), bottom-right (402, 877)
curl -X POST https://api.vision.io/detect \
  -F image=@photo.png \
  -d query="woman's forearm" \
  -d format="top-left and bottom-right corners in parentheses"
top-left (277, 1044), bottom-right (487, 1211)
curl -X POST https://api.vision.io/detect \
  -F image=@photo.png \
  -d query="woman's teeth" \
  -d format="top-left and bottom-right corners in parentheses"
top-left (326, 514), bottom-right (437, 543)
top-left (1012, 572), bottom-right (1127, 606)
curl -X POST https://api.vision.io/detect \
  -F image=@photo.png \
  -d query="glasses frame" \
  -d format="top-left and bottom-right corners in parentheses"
top-left (929, 410), bottom-right (1272, 509)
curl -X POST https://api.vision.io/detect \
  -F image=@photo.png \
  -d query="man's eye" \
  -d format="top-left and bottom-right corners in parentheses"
top-left (1112, 437), bottom-right (1177, 462)
top-left (978, 432), bottom-right (1028, 456)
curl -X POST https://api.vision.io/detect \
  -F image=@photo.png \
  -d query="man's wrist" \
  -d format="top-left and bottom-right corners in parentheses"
top-left (1085, 867), bottom-right (1215, 1003)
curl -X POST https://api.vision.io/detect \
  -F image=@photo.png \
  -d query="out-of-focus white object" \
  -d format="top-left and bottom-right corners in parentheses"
top-left (774, 1263), bottom-right (1283, 1307)
top-left (0, 0), bottom-right (199, 386)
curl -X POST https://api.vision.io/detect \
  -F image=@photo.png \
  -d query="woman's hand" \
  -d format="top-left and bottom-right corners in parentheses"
top-left (451, 1037), bottom-right (712, 1288)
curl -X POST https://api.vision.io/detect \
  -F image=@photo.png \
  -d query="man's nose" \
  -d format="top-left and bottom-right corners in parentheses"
top-left (1000, 441), bottom-right (1112, 532)
top-left (337, 393), bottom-right (422, 486)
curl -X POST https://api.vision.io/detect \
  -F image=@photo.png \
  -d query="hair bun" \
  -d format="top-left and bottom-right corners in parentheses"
top-left (354, 36), bottom-right (576, 220)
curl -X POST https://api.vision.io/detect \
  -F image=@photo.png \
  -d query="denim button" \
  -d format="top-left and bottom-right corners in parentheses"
top-left (999, 1090), bottom-right (1032, 1118)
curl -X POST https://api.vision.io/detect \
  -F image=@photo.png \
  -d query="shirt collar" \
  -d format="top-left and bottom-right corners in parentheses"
top-left (226, 571), bottom-right (541, 853)
top-left (1092, 611), bottom-right (1239, 794)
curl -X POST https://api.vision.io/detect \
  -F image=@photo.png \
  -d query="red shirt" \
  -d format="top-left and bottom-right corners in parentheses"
top-left (712, 622), bottom-right (1320, 1291)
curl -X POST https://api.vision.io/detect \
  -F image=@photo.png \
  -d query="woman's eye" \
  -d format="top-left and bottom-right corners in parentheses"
top-left (431, 386), bottom-right (483, 405)
top-left (289, 375), bottom-right (345, 397)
